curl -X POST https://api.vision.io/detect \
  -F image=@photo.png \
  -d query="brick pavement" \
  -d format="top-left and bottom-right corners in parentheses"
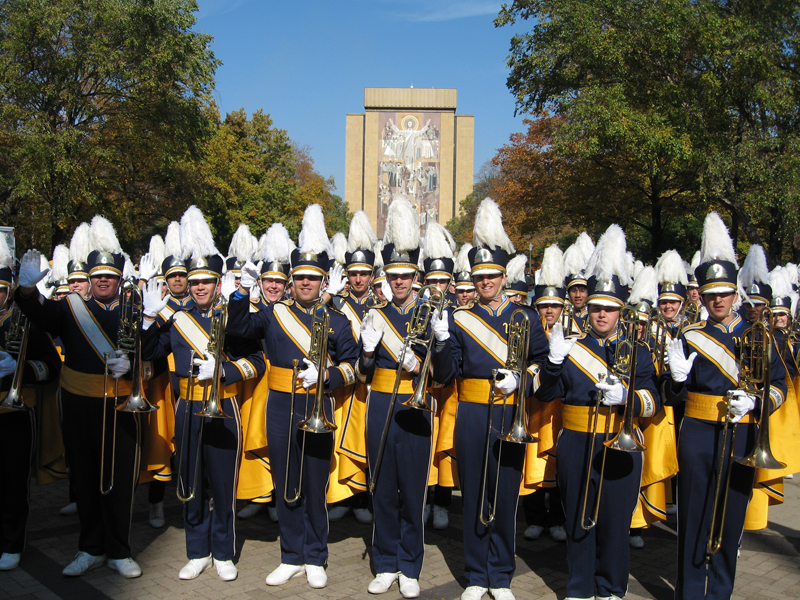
top-left (2, 477), bottom-right (799, 600)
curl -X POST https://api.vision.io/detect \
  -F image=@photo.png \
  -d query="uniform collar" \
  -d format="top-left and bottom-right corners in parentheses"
top-left (390, 298), bottom-right (417, 315)
top-left (710, 314), bottom-right (742, 334)
top-left (476, 295), bottom-right (511, 318)
top-left (586, 327), bottom-right (620, 347)
top-left (294, 301), bottom-right (317, 315)
top-left (347, 291), bottom-right (370, 305)
top-left (91, 297), bottom-right (119, 311)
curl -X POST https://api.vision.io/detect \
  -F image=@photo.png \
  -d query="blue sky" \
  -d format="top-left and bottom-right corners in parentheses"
top-left (194, 0), bottom-right (529, 196)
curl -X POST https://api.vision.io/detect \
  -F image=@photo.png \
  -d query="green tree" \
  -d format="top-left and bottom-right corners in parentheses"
top-left (0, 0), bottom-right (218, 253)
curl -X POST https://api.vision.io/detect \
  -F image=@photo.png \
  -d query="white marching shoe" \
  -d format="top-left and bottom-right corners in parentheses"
top-left (306, 564), bottom-right (327, 588)
top-left (0, 553), bottom-right (21, 571)
top-left (62, 551), bottom-right (106, 576)
top-left (368, 571), bottom-right (399, 594)
top-left (179, 555), bottom-right (212, 580)
top-left (214, 559), bottom-right (237, 581)
top-left (461, 586), bottom-right (489, 600)
top-left (107, 557), bottom-right (142, 578)
top-left (265, 563), bottom-right (305, 585)
top-left (399, 574), bottom-right (420, 598)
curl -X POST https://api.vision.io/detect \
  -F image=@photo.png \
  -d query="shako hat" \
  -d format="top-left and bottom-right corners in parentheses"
top-left (533, 244), bottom-right (566, 305)
top-left (468, 198), bottom-right (514, 276)
top-left (260, 223), bottom-right (294, 281)
top-left (291, 204), bottom-right (331, 278)
top-left (584, 224), bottom-right (632, 308)
top-left (346, 211), bottom-right (378, 272)
top-left (381, 198), bottom-right (420, 275)
top-left (180, 206), bottom-right (223, 280)
top-left (87, 216), bottom-right (124, 278)
top-left (696, 212), bottom-right (739, 295)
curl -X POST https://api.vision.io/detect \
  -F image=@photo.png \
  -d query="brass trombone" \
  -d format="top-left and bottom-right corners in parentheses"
top-left (368, 285), bottom-right (446, 493)
top-left (707, 307), bottom-right (785, 555)
top-left (284, 302), bottom-right (335, 503)
top-left (176, 297), bottom-right (231, 503)
top-left (646, 307), bottom-right (669, 375)
top-left (0, 306), bottom-right (31, 411)
top-left (116, 279), bottom-right (158, 414)
top-left (581, 306), bottom-right (645, 530)
top-left (478, 308), bottom-right (537, 525)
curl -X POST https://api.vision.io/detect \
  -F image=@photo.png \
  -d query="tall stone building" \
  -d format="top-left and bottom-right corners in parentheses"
top-left (345, 88), bottom-right (474, 237)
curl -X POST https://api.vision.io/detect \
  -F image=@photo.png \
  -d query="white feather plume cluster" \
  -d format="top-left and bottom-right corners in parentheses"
top-left (656, 250), bottom-right (688, 285)
top-left (442, 225), bottom-right (456, 253)
top-left (506, 254), bottom-right (527, 284)
top-left (50, 245), bottom-right (70, 282)
top-left (699, 212), bottom-right (738, 266)
top-left (331, 232), bottom-right (348, 265)
top-left (472, 198), bottom-right (514, 254)
top-left (454, 243), bottom-right (472, 274)
top-left (564, 232), bottom-right (593, 277)
top-left (347, 211), bottom-right (378, 252)
top-left (423, 222), bottom-right (454, 260)
top-left (180, 205), bottom-right (219, 260)
top-left (122, 253), bottom-right (136, 279)
top-left (38, 252), bottom-right (50, 276)
top-left (633, 260), bottom-right (645, 279)
top-left (770, 266), bottom-right (794, 300)
top-left (373, 240), bottom-right (385, 269)
top-left (0, 232), bottom-right (13, 270)
top-left (629, 266), bottom-right (658, 304)
top-left (539, 244), bottom-right (565, 287)
top-left (738, 244), bottom-right (769, 288)
top-left (690, 250), bottom-right (701, 270)
top-left (297, 204), bottom-right (333, 256)
top-left (69, 223), bottom-right (91, 263)
top-left (148, 235), bottom-right (165, 267)
top-left (584, 224), bottom-right (632, 286)
top-left (164, 221), bottom-right (181, 258)
top-left (784, 263), bottom-right (799, 287)
top-left (228, 224), bottom-right (257, 262)
top-left (89, 216), bottom-right (122, 254)
top-left (384, 197), bottom-right (420, 252)
top-left (262, 223), bottom-right (294, 264)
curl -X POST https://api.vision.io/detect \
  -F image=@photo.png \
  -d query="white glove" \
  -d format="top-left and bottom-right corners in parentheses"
top-left (138, 253), bottom-right (157, 282)
top-left (18, 250), bottom-right (49, 288)
top-left (326, 263), bottom-right (346, 296)
top-left (548, 323), bottom-right (577, 365)
top-left (142, 279), bottom-right (169, 317)
top-left (298, 357), bottom-right (320, 389)
top-left (249, 284), bottom-right (261, 301)
top-left (431, 308), bottom-right (449, 341)
top-left (667, 339), bottom-right (697, 382)
top-left (193, 354), bottom-right (216, 381)
top-left (401, 348), bottom-right (419, 373)
top-left (360, 312), bottom-right (383, 353)
top-left (596, 375), bottom-right (627, 406)
top-left (728, 390), bottom-right (756, 423)
top-left (240, 260), bottom-right (259, 290)
top-left (220, 272), bottom-right (237, 300)
top-left (0, 351), bottom-right (17, 378)
top-left (495, 368), bottom-right (520, 395)
top-left (381, 280), bottom-right (393, 302)
top-left (106, 351), bottom-right (130, 379)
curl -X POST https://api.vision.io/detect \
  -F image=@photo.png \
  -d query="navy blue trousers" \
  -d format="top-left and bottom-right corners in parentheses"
top-left (60, 390), bottom-right (141, 559)
top-left (266, 389), bottom-right (334, 567)
top-left (675, 418), bottom-right (757, 600)
top-left (456, 401), bottom-right (525, 589)
top-left (557, 427), bottom-right (642, 599)
top-left (174, 395), bottom-right (241, 561)
top-left (367, 390), bottom-right (433, 579)
top-left (0, 410), bottom-right (34, 554)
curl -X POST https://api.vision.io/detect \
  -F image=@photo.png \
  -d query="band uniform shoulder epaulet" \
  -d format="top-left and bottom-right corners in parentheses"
top-left (279, 298), bottom-right (295, 307)
top-left (452, 302), bottom-right (472, 313)
top-left (681, 321), bottom-right (705, 334)
top-left (369, 300), bottom-right (388, 309)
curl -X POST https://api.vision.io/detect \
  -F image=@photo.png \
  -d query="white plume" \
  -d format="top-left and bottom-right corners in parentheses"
top-left (69, 223), bottom-right (91, 263)
top-left (442, 225), bottom-right (457, 253)
top-left (656, 250), bottom-right (688, 285)
top-left (690, 250), bottom-right (701, 270)
top-left (423, 222), bottom-right (454, 260)
top-left (633, 260), bottom-right (645, 279)
top-left (575, 232), bottom-right (595, 262)
top-left (770, 266), bottom-right (793, 300)
top-left (0, 232), bottom-right (12, 270)
top-left (228, 223), bottom-right (257, 262)
top-left (384, 197), bottom-right (420, 253)
top-left (164, 221), bottom-right (181, 258)
top-left (297, 204), bottom-right (332, 256)
top-left (699, 212), bottom-right (738, 267)
top-left (539, 244), bottom-right (565, 287)
top-left (784, 262), bottom-right (799, 286)
top-left (564, 235), bottom-right (591, 277)
top-left (38, 252), bottom-right (50, 277)
top-left (454, 243), bottom-right (472, 274)
top-left (472, 198), bottom-right (515, 254)
top-left (50, 245), bottom-right (70, 282)
top-left (347, 211), bottom-right (378, 252)
top-left (738, 244), bottom-right (769, 288)
top-left (148, 235), bottom-right (165, 267)
top-left (584, 224), bottom-right (632, 287)
top-left (373, 240), bottom-right (385, 269)
top-left (122, 253), bottom-right (136, 279)
top-left (506, 254), bottom-right (527, 284)
top-left (180, 205), bottom-right (219, 260)
top-left (331, 232), bottom-right (348, 265)
top-left (629, 266), bottom-right (658, 305)
top-left (89, 216), bottom-right (122, 254)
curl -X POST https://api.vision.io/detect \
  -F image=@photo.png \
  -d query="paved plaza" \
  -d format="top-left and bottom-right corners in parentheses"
top-left (2, 476), bottom-right (799, 600)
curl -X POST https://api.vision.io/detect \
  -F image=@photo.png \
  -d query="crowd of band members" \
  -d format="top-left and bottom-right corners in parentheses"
top-left (0, 202), bottom-right (797, 600)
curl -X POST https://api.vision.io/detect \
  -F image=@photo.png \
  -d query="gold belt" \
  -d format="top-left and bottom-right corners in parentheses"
top-left (686, 392), bottom-right (755, 424)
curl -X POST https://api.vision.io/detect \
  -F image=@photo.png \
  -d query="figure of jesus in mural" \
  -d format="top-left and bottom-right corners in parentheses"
top-left (386, 117), bottom-right (431, 168)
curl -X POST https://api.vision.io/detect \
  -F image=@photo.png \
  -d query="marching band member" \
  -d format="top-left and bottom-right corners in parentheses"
top-left (687, 251), bottom-right (702, 306)
top-left (227, 204), bottom-right (358, 590)
top-left (327, 211), bottom-right (380, 524)
top-left (655, 250), bottom-right (689, 337)
top-left (563, 232), bottom-right (594, 324)
top-left (665, 213), bottom-right (787, 600)
top-left (454, 243), bottom-right (476, 307)
top-left (523, 245), bottom-right (567, 543)
top-left (445, 199), bottom-right (549, 600)
top-left (739, 245), bottom-right (771, 325)
top-left (15, 216), bottom-right (142, 578)
top-left (358, 197), bottom-right (454, 598)
top-left (67, 223), bottom-right (92, 301)
top-left (226, 224), bottom-right (258, 288)
top-left (537, 224), bottom-right (660, 600)
top-left (0, 236), bottom-right (62, 571)
top-left (504, 254), bottom-right (531, 306)
top-left (49, 245), bottom-right (71, 301)
top-left (141, 206), bottom-right (265, 582)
